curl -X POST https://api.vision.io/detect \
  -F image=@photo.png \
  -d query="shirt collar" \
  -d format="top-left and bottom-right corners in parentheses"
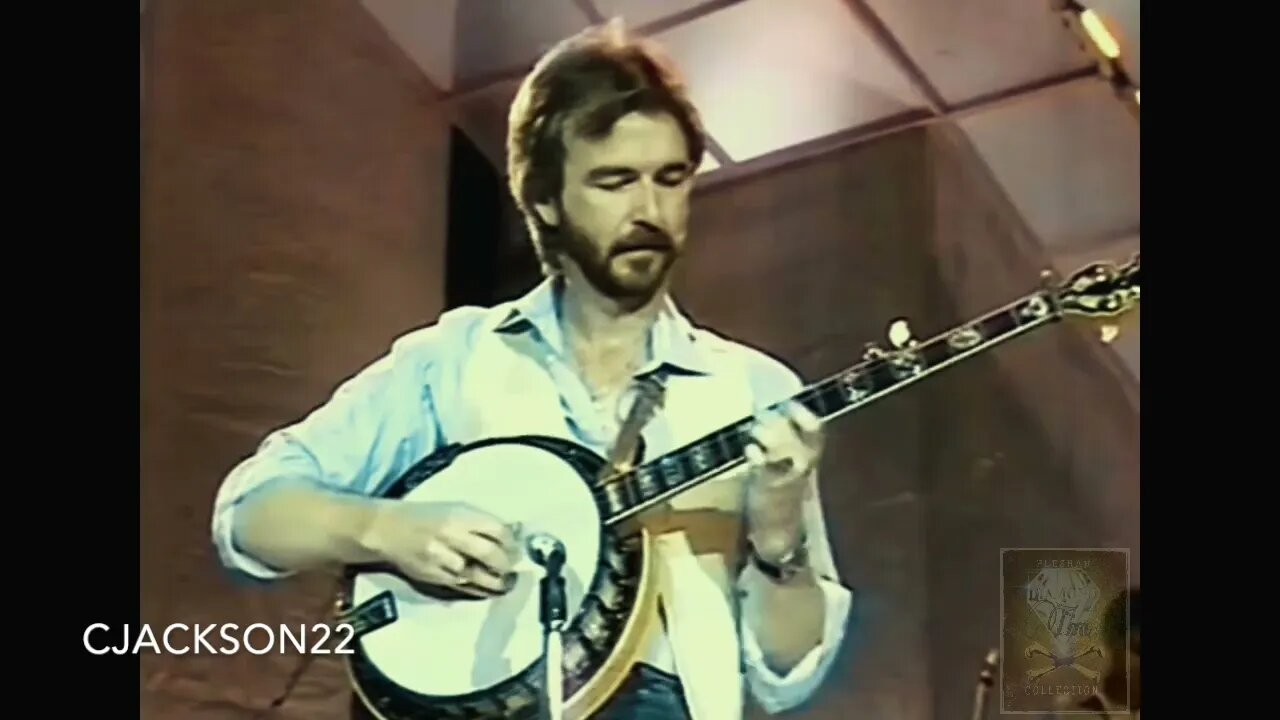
top-left (495, 276), bottom-right (710, 376)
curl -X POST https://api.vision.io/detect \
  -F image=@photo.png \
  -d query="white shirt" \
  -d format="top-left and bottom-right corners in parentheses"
top-left (211, 277), bottom-right (853, 718)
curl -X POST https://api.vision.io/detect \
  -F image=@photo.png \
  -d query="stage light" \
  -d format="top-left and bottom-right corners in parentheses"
top-left (1079, 9), bottom-right (1121, 59)
top-left (1049, 1), bottom-right (1138, 119)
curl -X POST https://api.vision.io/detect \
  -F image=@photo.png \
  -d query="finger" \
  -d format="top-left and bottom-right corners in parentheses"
top-left (771, 409), bottom-right (811, 455)
top-left (425, 538), bottom-right (468, 576)
top-left (783, 401), bottom-right (822, 438)
top-left (771, 402), bottom-right (822, 453)
top-left (748, 409), bottom-right (790, 455)
top-left (745, 442), bottom-right (796, 490)
top-left (416, 544), bottom-right (490, 597)
top-left (752, 418), bottom-right (803, 468)
top-left (450, 581), bottom-right (494, 599)
top-left (438, 548), bottom-right (512, 596)
top-left (423, 566), bottom-right (492, 598)
top-left (450, 532), bottom-right (515, 576)
top-left (460, 564), bottom-right (513, 595)
top-left (765, 404), bottom-right (811, 449)
top-left (459, 510), bottom-right (518, 553)
top-left (763, 405), bottom-right (793, 436)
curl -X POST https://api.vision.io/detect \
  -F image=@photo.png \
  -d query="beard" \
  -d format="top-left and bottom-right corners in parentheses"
top-left (556, 217), bottom-right (679, 308)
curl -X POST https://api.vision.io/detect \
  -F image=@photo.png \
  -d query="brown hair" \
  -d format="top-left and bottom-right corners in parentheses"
top-left (506, 20), bottom-right (706, 275)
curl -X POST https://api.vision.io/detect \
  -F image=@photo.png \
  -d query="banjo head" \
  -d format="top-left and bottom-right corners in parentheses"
top-left (339, 435), bottom-right (653, 720)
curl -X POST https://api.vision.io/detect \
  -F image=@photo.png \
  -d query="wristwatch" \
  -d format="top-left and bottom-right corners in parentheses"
top-left (749, 537), bottom-right (809, 583)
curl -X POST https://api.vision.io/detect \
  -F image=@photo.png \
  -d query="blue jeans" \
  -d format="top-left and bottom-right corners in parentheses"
top-left (593, 664), bottom-right (692, 720)
top-left (348, 664), bottom-right (691, 719)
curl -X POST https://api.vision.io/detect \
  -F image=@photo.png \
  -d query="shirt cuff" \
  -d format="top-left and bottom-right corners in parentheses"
top-left (210, 479), bottom-right (298, 582)
top-left (740, 575), bottom-right (853, 713)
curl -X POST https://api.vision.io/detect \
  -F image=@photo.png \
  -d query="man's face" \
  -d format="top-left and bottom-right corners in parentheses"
top-left (543, 110), bottom-right (695, 305)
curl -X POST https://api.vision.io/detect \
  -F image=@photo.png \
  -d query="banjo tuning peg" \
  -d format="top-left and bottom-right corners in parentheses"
top-left (887, 318), bottom-right (913, 349)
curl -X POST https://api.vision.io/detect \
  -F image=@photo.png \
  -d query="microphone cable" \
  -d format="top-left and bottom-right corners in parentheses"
top-left (251, 575), bottom-right (346, 719)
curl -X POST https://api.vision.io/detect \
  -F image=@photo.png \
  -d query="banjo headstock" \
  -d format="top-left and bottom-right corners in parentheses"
top-left (1046, 252), bottom-right (1140, 342)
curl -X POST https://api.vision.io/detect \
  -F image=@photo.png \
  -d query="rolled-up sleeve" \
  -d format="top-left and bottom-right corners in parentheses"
top-left (211, 447), bottom-right (329, 581)
top-left (209, 325), bottom-right (448, 582)
top-left (738, 473), bottom-right (853, 713)
top-left (737, 349), bottom-right (855, 713)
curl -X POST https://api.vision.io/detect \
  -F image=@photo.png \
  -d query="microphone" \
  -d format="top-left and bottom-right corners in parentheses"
top-left (527, 532), bottom-right (568, 720)
top-left (526, 533), bottom-right (566, 571)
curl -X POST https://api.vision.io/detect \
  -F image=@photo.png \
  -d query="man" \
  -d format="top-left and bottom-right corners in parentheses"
top-left (1084, 586), bottom-right (1142, 718)
top-left (211, 21), bottom-right (852, 720)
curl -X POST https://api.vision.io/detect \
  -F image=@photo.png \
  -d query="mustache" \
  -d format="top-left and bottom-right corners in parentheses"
top-left (609, 227), bottom-right (675, 255)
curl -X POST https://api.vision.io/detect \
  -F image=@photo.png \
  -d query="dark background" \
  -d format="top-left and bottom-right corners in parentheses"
top-left (138, 1), bottom-right (1139, 717)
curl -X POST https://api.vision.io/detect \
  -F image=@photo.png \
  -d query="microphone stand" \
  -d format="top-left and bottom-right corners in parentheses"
top-left (528, 534), bottom-right (567, 720)
top-left (971, 649), bottom-right (999, 720)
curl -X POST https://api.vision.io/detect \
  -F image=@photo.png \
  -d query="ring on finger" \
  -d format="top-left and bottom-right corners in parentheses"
top-left (449, 568), bottom-right (474, 587)
top-left (438, 558), bottom-right (470, 586)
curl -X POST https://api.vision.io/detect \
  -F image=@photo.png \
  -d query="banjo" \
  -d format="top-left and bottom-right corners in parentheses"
top-left (334, 254), bottom-right (1140, 719)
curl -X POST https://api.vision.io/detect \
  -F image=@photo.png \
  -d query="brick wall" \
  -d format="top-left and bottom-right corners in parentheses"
top-left (140, 1), bottom-right (449, 716)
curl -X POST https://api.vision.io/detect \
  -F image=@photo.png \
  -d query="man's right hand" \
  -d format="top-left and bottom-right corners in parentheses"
top-left (361, 501), bottom-right (519, 598)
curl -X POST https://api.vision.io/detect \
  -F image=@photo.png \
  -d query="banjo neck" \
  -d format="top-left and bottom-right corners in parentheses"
top-left (595, 255), bottom-right (1140, 527)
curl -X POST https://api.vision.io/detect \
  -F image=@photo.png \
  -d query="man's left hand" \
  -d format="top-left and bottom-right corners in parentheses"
top-left (744, 400), bottom-right (825, 562)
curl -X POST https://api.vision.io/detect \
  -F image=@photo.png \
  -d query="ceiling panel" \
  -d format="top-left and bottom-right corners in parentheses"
top-left (958, 79), bottom-right (1139, 249)
top-left (591, 0), bottom-right (710, 27)
top-left (651, 0), bottom-right (929, 162)
top-left (361, 0), bottom-right (458, 91)
top-left (451, 80), bottom-right (520, 171)
top-left (1080, 0), bottom-right (1140, 84)
top-left (864, 0), bottom-right (1092, 105)
top-left (453, 1), bottom-right (592, 89)
top-left (364, 0), bottom-right (592, 92)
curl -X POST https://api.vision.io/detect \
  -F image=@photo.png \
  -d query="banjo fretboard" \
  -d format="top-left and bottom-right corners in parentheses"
top-left (594, 289), bottom-right (1063, 525)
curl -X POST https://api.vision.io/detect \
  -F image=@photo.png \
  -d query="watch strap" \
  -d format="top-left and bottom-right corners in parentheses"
top-left (748, 537), bottom-right (809, 582)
